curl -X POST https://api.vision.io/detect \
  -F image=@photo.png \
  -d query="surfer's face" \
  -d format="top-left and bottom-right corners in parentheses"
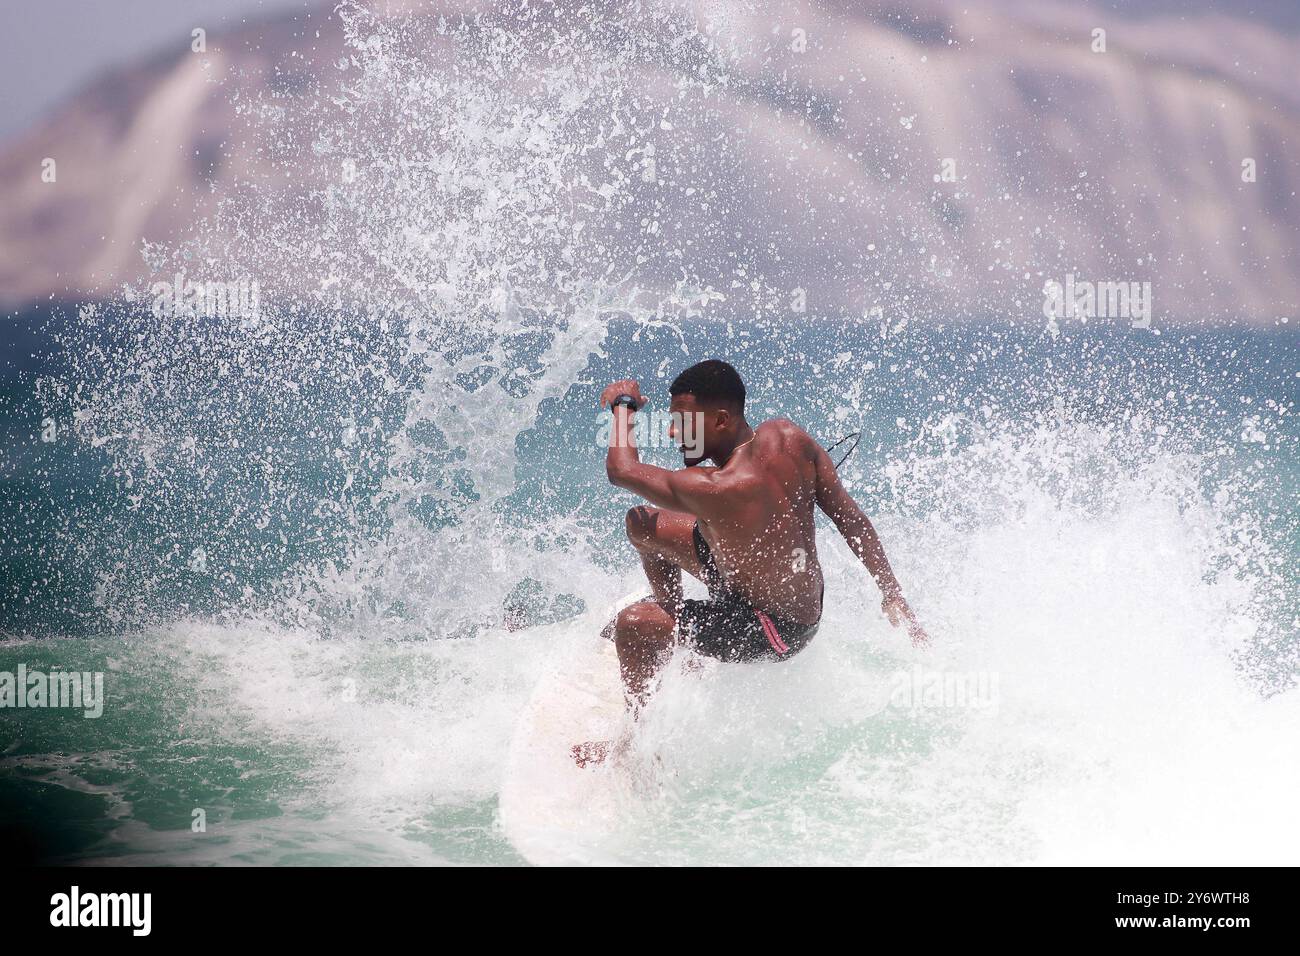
top-left (668, 394), bottom-right (730, 466)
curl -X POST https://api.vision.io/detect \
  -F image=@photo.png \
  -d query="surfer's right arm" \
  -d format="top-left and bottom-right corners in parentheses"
top-left (599, 379), bottom-right (733, 517)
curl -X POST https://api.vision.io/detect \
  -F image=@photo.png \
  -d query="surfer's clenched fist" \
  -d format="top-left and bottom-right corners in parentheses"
top-left (599, 379), bottom-right (647, 410)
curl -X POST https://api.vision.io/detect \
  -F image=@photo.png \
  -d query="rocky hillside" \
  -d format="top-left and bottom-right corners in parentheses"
top-left (0, 0), bottom-right (1295, 324)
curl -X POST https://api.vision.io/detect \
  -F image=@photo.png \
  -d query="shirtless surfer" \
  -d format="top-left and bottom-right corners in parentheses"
top-left (572, 359), bottom-right (928, 767)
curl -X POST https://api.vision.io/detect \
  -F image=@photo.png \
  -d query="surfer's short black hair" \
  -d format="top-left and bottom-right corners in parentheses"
top-left (669, 359), bottom-right (745, 412)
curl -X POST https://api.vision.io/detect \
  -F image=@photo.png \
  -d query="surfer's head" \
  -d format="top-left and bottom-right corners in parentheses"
top-left (668, 359), bottom-right (747, 467)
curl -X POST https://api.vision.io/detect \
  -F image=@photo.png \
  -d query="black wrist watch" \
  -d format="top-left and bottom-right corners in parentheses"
top-left (610, 394), bottom-right (639, 412)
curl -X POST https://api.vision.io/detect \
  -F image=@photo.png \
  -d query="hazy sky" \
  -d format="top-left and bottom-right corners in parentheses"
top-left (0, 0), bottom-right (316, 145)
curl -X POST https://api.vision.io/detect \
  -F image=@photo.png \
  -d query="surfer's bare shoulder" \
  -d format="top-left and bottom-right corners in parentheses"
top-left (755, 418), bottom-right (820, 457)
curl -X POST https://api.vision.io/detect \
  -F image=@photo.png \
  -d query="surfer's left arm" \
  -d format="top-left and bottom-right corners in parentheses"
top-left (599, 379), bottom-right (728, 515)
top-left (809, 435), bottom-right (930, 647)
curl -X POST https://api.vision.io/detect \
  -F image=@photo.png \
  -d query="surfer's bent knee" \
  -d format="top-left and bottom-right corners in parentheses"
top-left (624, 505), bottom-right (660, 549)
top-left (614, 601), bottom-right (673, 642)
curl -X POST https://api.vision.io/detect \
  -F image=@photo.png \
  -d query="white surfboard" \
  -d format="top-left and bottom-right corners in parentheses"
top-left (499, 591), bottom-right (647, 865)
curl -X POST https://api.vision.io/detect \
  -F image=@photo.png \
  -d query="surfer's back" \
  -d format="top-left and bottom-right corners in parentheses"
top-left (694, 418), bottom-right (825, 625)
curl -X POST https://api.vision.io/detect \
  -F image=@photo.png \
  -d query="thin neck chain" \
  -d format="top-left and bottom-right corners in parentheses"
top-left (719, 432), bottom-right (754, 466)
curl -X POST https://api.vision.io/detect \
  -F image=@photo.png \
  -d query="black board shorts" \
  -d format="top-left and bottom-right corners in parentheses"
top-left (676, 523), bottom-right (821, 663)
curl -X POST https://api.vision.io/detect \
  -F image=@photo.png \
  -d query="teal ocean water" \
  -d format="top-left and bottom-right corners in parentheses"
top-left (2, 309), bottom-right (1296, 864)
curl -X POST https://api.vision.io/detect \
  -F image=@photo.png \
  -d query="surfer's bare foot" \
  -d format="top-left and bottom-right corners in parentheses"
top-left (571, 740), bottom-right (611, 768)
